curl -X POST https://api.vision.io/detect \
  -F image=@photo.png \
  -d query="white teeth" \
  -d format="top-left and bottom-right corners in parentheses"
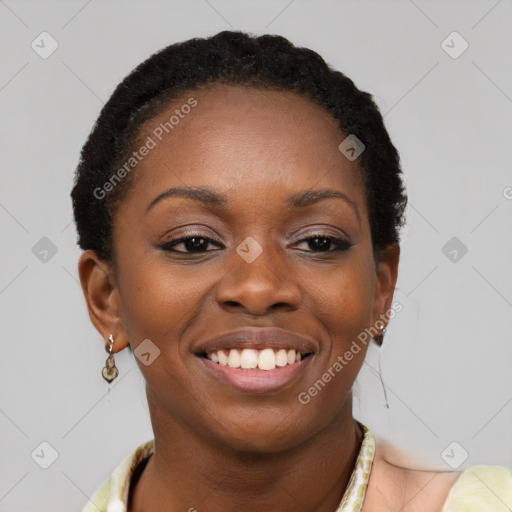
top-left (207, 347), bottom-right (307, 370)
top-left (217, 350), bottom-right (229, 366)
top-left (227, 349), bottom-right (240, 368)
top-left (258, 348), bottom-right (276, 370)
top-left (240, 348), bottom-right (258, 369)
top-left (276, 349), bottom-right (288, 367)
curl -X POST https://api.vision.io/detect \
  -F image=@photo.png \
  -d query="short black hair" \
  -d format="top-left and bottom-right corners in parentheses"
top-left (71, 30), bottom-right (407, 264)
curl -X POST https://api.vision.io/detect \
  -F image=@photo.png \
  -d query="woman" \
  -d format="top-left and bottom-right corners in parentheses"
top-left (72, 30), bottom-right (511, 511)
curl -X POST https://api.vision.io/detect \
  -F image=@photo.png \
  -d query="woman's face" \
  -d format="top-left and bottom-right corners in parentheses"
top-left (94, 84), bottom-right (398, 452)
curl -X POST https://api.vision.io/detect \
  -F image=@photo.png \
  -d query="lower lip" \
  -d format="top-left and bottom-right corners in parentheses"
top-left (198, 355), bottom-right (313, 394)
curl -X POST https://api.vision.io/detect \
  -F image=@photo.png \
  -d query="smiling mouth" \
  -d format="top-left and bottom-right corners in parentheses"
top-left (198, 347), bottom-right (314, 371)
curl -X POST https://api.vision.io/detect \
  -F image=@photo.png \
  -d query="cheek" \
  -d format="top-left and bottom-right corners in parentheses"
top-left (116, 259), bottom-right (208, 412)
top-left (116, 255), bottom-right (205, 361)
top-left (307, 249), bottom-right (375, 332)
top-left (304, 249), bottom-right (375, 376)
top-left (292, 266), bottom-right (373, 416)
top-left (119, 252), bottom-right (186, 317)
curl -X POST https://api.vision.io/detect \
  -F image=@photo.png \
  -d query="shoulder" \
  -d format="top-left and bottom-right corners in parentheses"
top-left (441, 464), bottom-right (512, 512)
top-left (81, 439), bottom-right (155, 512)
top-left (364, 436), bottom-right (512, 512)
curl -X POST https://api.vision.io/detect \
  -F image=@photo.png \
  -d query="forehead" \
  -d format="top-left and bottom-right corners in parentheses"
top-left (123, 84), bottom-right (367, 217)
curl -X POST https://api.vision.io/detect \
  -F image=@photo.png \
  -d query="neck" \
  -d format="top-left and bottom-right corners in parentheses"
top-left (129, 395), bottom-right (363, 512)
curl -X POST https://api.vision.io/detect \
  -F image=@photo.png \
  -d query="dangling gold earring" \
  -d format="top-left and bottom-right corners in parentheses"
top-left (102, 334), bottom-right (119, 383)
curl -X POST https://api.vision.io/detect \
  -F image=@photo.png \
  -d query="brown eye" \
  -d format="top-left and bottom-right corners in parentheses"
top-left (159, 235), bottom-right (223, 253)
top-left (294, 235), bottom-right (354, 253)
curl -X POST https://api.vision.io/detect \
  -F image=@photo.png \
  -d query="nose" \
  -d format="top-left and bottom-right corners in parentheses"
top-left (215, 241), bottom-right (302, 316)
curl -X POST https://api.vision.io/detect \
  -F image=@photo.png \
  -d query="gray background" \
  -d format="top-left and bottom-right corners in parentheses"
top-left (0, 0), bottom-right (511, 510)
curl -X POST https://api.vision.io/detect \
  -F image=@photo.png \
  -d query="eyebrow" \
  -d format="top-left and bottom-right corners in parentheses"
top-left (145, 185), bottom-right (359, 221)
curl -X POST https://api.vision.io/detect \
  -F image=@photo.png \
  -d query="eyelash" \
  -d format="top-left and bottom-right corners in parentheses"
top-left (158, 232), bottom-right (354, 254)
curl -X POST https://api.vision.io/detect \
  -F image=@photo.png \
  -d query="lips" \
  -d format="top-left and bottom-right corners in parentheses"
top-left (194, 327), bottom-right (317, 394)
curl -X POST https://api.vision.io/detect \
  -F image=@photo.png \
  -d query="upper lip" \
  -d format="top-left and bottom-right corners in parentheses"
top-left (194, 327), bottom-right (318, 355)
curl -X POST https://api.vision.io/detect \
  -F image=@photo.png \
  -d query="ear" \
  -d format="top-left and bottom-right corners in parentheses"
top-left (77, 250), bottom-right (130, 353)
top-left (371, 243), bottom-right (400, 328)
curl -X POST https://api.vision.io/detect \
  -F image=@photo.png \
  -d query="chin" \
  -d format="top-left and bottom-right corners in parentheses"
top-left (210, 413), bottom-right (317, 455)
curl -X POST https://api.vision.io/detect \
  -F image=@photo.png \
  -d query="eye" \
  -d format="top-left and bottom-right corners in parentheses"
top-left (158, 233), bottom-right (223, 253)
top-left (293, 234), bottom-right (354, 253)
top-left (158, 232), bottom-right (353, 254)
